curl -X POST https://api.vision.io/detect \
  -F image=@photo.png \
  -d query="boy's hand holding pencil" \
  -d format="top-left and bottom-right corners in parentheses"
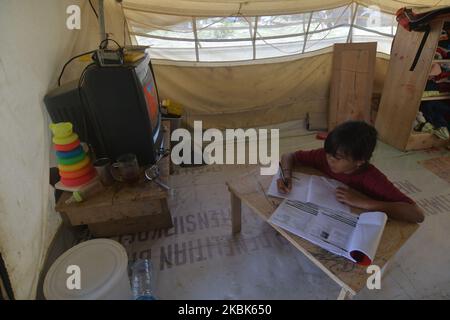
top-left (277, 162), bottom-right (293, 194)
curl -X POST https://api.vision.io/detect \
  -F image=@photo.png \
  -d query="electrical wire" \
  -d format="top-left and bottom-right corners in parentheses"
top-left (58, 50), bottom-right (96, 86)
top-left (99, 37), bottom-right (122, 49)
top-left (77, 63), bottom-right (96, 148)
top-left (88, 0), bottom-right (99, 20)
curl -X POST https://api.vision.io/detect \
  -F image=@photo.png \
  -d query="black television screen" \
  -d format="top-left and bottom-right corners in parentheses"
top-left (45, 54), bottom-right (163, 166)
top-left (82, 55), bottom-right (163, 165)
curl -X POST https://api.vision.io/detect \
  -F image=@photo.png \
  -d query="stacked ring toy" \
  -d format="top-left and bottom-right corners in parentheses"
top-left (50, 122), bottom-right (97, 188)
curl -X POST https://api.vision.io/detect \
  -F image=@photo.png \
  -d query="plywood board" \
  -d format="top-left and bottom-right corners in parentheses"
top-left (328, 43), bottom-right (376, 131)
top-left (375, 20), bottom-right (443, 150)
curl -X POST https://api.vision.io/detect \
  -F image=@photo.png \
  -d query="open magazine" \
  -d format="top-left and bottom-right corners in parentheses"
top-left (268, 171), bottom-right (351, 213)
top-left (268, 199), bottom-right (387, 265)
top-left (267, 170), bottom-right (387, 265)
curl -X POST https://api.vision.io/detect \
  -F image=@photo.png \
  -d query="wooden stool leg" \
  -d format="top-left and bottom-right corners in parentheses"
top-left (381, 261), bottom-right (391, 280)
top-left (230, 191), bottom-right (242, 234)
top-left (337, 288), bottom-right (354, 300)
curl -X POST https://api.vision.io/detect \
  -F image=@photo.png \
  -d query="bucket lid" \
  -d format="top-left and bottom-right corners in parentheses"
top-left (43, 239), bottom-right (129, 300)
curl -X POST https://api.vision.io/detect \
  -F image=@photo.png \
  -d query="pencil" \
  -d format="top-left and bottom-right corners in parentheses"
top-left (279, 161), bottom-right (288, 187)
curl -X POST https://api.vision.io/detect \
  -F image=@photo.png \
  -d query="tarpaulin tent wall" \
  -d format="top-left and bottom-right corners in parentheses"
top-left (66, 0), bottom-right (399, 129)
top-left (0, 0), bottom-right (446, 299)
top-left (0, 0), bottom-right (128, 300)
top-left (0, 0), bottom-right (82, 299)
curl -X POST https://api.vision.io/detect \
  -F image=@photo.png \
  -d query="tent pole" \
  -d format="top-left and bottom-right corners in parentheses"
top-left (98, 0), bottom-right (107, 42)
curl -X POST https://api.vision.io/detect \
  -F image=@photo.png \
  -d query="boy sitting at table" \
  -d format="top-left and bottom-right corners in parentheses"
top-left (278, 121), bottom-right (425, 223)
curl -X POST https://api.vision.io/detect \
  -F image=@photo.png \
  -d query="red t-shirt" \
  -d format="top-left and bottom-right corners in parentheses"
top-left (294, 148), bottom-right (415, 204)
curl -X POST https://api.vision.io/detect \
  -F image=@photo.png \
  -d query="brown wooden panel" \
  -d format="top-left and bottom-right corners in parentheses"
top-left (406, 132), bottom-right (448, 150)
top-left (375, 20), bottom-right (443, 150)
top-left (88, 209), bottom-right (173, 237)
top-left (329, 42), bottom-right (376, 131)
top-left (65, 200), bottom-right (162, 226)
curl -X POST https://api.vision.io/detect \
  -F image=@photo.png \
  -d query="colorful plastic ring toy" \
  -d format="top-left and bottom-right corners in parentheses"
top-left (49, 122), bottom-right (73, 138)
top-left (57, 152), bottom-right (86, 165)
top-left (59, 164), bottom-right (93, 179)
top-left (58, 156), bottom-right (90, 172)
top-left (56, 146), bottom-right (83, 159)
top-left (60, 169), bottom-right (97, 187)
top-left (52, 133), bottom-right (79, 145)
top-left (53, 139), bottom-right (80, 152)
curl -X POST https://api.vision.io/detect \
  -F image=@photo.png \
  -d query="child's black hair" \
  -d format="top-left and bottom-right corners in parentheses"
top-left (324, 121), bottom-right (378, 162)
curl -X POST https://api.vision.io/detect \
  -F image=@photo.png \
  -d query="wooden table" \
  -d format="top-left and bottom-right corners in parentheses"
top-left (55, 121), bottom-right (173, 237)
top-left (226, 167), bottom-right (420, 299)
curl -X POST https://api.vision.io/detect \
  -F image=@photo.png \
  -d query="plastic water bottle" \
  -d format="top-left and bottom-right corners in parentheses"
top-left (131, 259), bottom-right (156, 300)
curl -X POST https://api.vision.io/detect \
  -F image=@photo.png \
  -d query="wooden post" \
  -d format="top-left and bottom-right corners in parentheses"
top-left (230, 190), bottom-right (242, 234)
top-left (337, 288), bottom-right (354, 300)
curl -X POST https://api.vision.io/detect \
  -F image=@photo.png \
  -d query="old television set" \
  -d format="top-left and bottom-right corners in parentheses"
top-left (45, 53), bottom-right (163, 166)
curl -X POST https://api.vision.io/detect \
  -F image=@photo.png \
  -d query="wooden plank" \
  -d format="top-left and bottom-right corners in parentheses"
top-left (226, 167), bottom-right (419, 295)
top-left (63, 200), bottom-right (162, 226)
top-left (88, 211), bottom-right (173, 237)
top-left (406, 132), bottom-right (448, 151)
top-left (56, 171), bottom-right (168, 213)
top-left (432, 59), bottom-right (450, 63)
top-left (375, 19), bottom-right (443, 150)
top-left (328, 42), bottom-right (376, 131)
top-left (421, 95), bottom-right (450, 101)
top-left (337, 288), bottom-right (353, 300)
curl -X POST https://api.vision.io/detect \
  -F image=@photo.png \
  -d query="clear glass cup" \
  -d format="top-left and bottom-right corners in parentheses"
top-left (110, 153), bottom-right (140, 183)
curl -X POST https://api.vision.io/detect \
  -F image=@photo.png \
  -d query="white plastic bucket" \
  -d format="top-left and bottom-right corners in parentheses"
top-left (43, 239), bottom-right (132, 300)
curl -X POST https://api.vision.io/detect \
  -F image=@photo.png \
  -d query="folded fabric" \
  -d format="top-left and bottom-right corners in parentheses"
top-left (430, 63), bottom-right (442, 76)
top-left (438, 39), bottom-right (450, 48)
top-left (433, 71), bottom-right (450, 81)
top-left (434, 127), bottom-right (450, 140)
top-left (441, 63), bottom-right (450, 71)
top-left (422, 90), bottom-right (441, 97)
top-left (426, 80), bottom-right (439, 91)
top-left (421, 122), bottom-right (435, 133)
top-left (417, 111), bottom-right (426, 123)
top-left (436, 47), bottom-right (449, 59)
top-left (438, 82), bottom-right (450, 92)
top-left (435, 78), bottom-right (450, 84)
top-left (420, 101), bottom-right (450, 130)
